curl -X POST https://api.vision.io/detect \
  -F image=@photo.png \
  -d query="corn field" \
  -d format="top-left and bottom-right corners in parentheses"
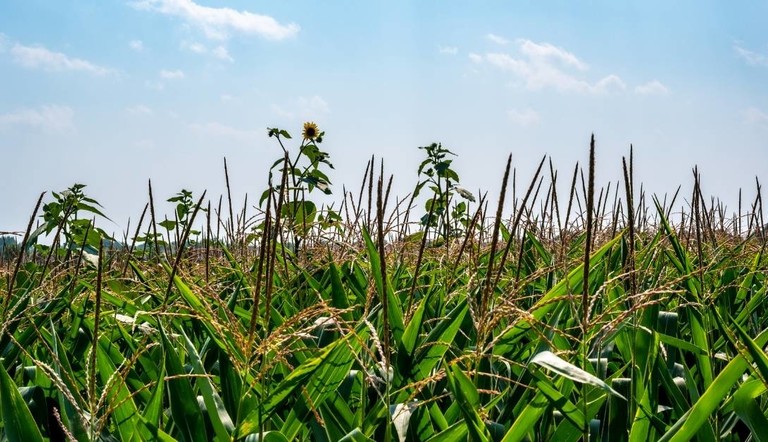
top-left (2, 132), bottom-right (768, 441)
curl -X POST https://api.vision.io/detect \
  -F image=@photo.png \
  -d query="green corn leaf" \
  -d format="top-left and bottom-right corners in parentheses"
top-left (494, 233), bottom-right (623, 354)
top-left (362, 227), bottom-right (405, 347)
top-left (329, 262), bottom-right (352, 320)
top-left (445, 364), bottom-right (492, 442)
top-left (661, 327), bottom-right (768, 441)
top-left (159, 325), bottom-right (207, 442)
top-left (412, 299), bottom-right (467, 380)
top-left (181, 332), bottom-right (235, 441)
top-left (733, 378), bottom-right (768, 441)
top-left (339, 428), bottom-right (376, 442)
top-left (142, 361), bottom-right (166, 429)
top-left (96, 337), bottom-right (141, 442)
top-left (239, 327), bottom-right (367, 438)
top-left (0, 361), bottom-right (44, 442)
top-left (653, 197), bottom-right (713, 389)
top-left (425, 421), bottom-right (469, 441)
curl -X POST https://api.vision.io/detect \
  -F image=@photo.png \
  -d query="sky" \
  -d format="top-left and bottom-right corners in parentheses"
top-left (1, 0), bottom-right (767, 235)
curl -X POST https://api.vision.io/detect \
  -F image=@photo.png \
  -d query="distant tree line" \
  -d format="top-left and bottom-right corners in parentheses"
top-left (0, 235), bottom-right (20, 261)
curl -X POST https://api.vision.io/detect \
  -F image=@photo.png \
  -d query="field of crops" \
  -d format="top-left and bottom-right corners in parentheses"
top-left (2, 127), bottom-right (768, 441)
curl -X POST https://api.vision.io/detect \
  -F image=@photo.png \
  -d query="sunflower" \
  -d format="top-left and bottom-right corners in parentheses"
top-left (302, 121), bottom-right (319, 140)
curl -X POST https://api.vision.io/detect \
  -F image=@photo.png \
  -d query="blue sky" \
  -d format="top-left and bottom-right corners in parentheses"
top-left (1, 0), bottom-right (767, 233)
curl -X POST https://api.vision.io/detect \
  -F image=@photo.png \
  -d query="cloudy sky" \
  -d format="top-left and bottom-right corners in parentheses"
top-left (1, 0), bottom-right (767, 233)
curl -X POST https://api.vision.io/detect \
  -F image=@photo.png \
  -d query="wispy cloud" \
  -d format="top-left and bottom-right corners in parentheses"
top-left (130, 0), bottom-right (299, 41)
top-left (734, 45), bottom-right (768, 67)
top-left (486, 33), bottom-right (509, 46)
top-left (125, 105), bottom-right (153, 115)
top-left (129, 40), bottom-right (144, 51)
top-left (9, 42), bottom-right (111, 75)
top-left (181, 40), bottom-right (233, 61)
top-left (635, 80), bottom-right (669, 95)
top-left (271, 95), bottom-right (330, 120)
top-left (211, 46), bottom-right (232, 61)
top-left (298, 95), bottom-right (329, 117)
top-left (271, 104), bottom-right (294, 119)
top-left (438, 45), bottom-right (458, 55)
top-left (507, 108), bottom-right (540, 126)
top-left (474, 39), bottom-right (624, 94)
top-left (743, 107), bottom-right (768, 126)
top-left (0, 105), bottom-right (75, 132)
top-left (593, 75), bottom-right (626, 93)
top-left (145, 80), bottom-right (165, 91)
top-left (160, 69), bottom-right (185, 79)
top-left (518, 39), bottom-right (588, 70)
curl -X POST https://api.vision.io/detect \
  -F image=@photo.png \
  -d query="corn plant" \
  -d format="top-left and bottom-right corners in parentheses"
top-left (1, 128), bottom-right (767, 441)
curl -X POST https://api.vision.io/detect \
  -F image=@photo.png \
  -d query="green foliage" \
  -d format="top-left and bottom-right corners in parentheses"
top-left (32, 183), bottom-right (112, 253)
top-left (0, 236), bottom-right (19, 261)
top-left (2, 129), bottom-right (768, 441)
top-left (163, 189), bottom-right (205, 237)
top-left (262, 124), bottom-right (340, 248)
top-left (415, 142), bottom-right (474, 240)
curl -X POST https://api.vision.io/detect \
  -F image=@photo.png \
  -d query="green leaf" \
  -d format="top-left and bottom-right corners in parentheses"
top-left (239, 327), bottom-right (367, 437)
top-left (142, 362), bottom-right (166, 429)
top-left (661, 327), bottom-right (768, 441)
top-left (412, 299), bottom-right (467, 380)
top-left (362, 228), bottom-right (405, 347)
top-left (733, 378), bottom-right (768, 441)
top-left (181, 332), bottom-right (235, 441)
top-left (339, 428), bottom-right (375, 442)
top-left (0, 360), bottom-right (45, 442)
top-left (445, 364), bottom-right (492, 442)
top-left (159, 219), bottom-right (177, 231)
top-left (95, 337), bottom-right (141, 441)
top-left (159, 325), bottom-right (207, 442)
top-left (494, 233), bottom-right (623, 355)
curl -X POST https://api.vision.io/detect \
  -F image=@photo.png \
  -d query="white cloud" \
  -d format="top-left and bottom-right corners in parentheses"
top-left (475, 39), bottom-right (624, 94)
top-left (593, 74), bottom-right (626, 93)
top-left (184, 41), bottom-right (207, 54)
top-left (211, 45), bottom-right (232, 61)
top-left (298, 95), bottom-right (330, 118)
top-left (438, 45), bottom-right (458, 55)
top-left (271, 95), bottom-right (330, 120)
top-left (220, 94), bottom-right (233, 102)
top-left (160, 69), bottom-right (185, 79)
top-left (634, 80), bottom-right (669, 95)
top-left (743, 107), bottom-right (768, 126)
top-left (181, 40), bottom-right (233, 61)
top-left (486, 33), bottom-right (509, 46)
top-left (129, 40), bottom-right (144, 51)
top-left (145, 80), bottom-right (165, 91)
top-left (0, 105), bottom-right (74, 132)
top-left (271, 104), bottom-right (294, 119)
top-left (518, 39), bottom-right (588, 70)
top-left (9, 43), bottom-right (111, 75)
top-left (0, 33), bottom-right (8, 51)
top-left (130, 0), bottom-right (299, 41)
top-left (734, 45), bottom-right (768, 67)
top-left (126, 105), bottom-right (153, 115)
top-left (507, 108), bottom-right (540, 127)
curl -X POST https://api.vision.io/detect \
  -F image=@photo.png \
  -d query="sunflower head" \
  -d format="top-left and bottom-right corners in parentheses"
top-left (302, 122), bottom-right (319, 141)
